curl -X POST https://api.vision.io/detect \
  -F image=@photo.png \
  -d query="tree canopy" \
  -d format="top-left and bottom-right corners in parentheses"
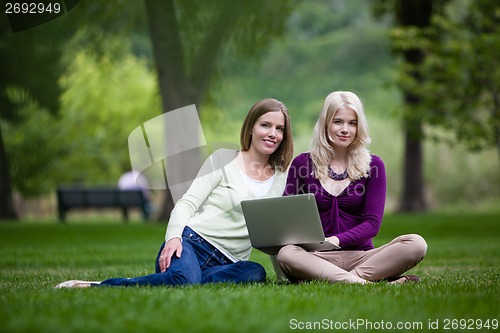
top-left (1, 0), bottom-right (498, 220)
top-left (418, 0), bottom-right (500, 153)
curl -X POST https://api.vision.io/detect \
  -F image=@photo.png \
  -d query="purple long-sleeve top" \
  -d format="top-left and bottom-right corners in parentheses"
top-left (283, 152), bottom-right (386, 250)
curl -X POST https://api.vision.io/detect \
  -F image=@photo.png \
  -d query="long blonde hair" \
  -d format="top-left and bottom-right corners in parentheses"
top-left (310, 91), bottom-right (371, 180)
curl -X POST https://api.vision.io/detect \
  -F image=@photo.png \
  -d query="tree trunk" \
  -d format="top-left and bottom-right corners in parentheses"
top-left (395, 0), bottom-right (434, 212)
top-left (144, 0), bottom-right (248, 222)
top-left (0, 125), bottom-right (17, 220)
top-left (145, 0), bottom-right (191, 222)
top-left (488, 81), bottom-right (500, 163)
top-left (398, 119), bottom-right (427, 212)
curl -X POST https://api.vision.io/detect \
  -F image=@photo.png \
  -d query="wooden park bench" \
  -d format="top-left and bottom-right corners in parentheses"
top-left (56, 186), bottom-right (150, 222)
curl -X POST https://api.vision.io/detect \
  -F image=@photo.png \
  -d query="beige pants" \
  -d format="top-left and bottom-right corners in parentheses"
top-left (277, 234), bottom-right (427, 284)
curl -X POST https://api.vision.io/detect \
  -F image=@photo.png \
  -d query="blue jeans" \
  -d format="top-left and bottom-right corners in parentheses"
top-left (98, 227), bottom-right (266, 287)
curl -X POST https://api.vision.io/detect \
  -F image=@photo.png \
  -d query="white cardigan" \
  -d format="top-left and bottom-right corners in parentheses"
top-left (165, 149), bottom-right (287, 262)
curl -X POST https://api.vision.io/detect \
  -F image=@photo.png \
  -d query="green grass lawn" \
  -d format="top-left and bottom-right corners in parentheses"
top-left (1, 213), bottom-right (499, 333)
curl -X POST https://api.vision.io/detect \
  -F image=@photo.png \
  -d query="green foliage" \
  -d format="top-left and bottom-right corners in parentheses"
top-left (2, 44), bottom-right (161, 195)
top-left (2, 0), bottom-right (294, 200)
top-left (153, 0), bottom-right (294, 108)
top-left (0, 14), bottom-right (67, 121)
top-left (176, 0), bottom-right (292, 64)
top-left (0, 1), bottom-right (150, 206)
top-left (56, 44), bottom-right (161, 184)
top-left (384, 0), bottom-right (500, 150)
top-left (3, 0), bottom-right (499, 209)
top-left (422, 0), bottom-right (500, 150)
top-left (51, 0), bottom-right (148, 60)
top-left (0, 88), bottom-right (64, 197)
top-left (214, 0), bottom-right (399, 134)
top-left (2, 37), bottom-right (161, 196)
top-left (1, 213), bottom-right (499, 333)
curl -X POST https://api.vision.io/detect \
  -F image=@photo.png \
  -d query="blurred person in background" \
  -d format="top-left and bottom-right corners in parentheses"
top-left (118, 170), bottom-right (154, 218)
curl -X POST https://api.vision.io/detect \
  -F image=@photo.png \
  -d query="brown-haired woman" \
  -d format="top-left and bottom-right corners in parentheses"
top-left (56, 98), bottom-right (293, 288)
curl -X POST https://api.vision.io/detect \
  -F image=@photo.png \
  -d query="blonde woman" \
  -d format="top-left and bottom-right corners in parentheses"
top-left (278, 91), bottom-right (427, 284)
top-left (56, 98), bottom-right (293, 288)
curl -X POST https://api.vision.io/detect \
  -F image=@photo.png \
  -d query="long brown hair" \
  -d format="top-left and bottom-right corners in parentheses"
top-left (240, 98), bottom-right (294, 171)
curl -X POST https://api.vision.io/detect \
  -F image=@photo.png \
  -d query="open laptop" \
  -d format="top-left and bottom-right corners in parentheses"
top-left (241, 193), bottom-right (341, 255)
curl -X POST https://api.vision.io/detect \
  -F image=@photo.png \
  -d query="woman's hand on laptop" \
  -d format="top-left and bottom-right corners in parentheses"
top-left (325, 236), bottom-right (340, 246)
top-left (159, 238), bottom-right (183, 272)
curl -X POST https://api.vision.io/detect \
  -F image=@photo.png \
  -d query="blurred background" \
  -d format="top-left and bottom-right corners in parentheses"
top-left (1, 0), bottom-right (499, 222)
